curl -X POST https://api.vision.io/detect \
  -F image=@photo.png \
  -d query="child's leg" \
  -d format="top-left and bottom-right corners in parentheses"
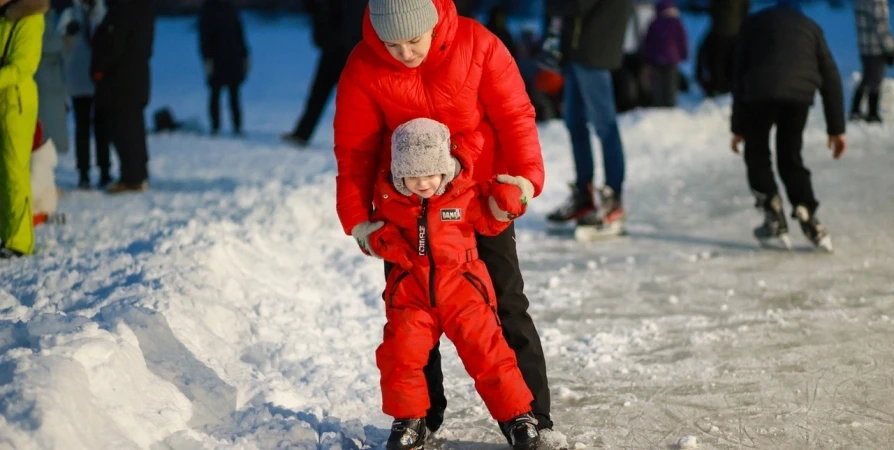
top-left (439, 263), bottom-right (534, 423)
top-left (376, 273), bottom-right (441, 420)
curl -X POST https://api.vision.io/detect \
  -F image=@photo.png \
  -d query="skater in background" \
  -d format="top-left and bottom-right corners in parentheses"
top-left (334, 0), bottom-right (561, 445)
top-left (731, 0), bottom-right (845, 252)
top-left (850, 0), bottom-right (894, 123)
top-left (0, 0), bottom-right (47, 258)
top-left (35, 4), bottom-right (68, 154)
top-left (199, 0), bottom-right (249, 136)
top-left (641, 0), bottom-right (688, 107)
top-left (360, 118), bottom-right (540, 450)
top-left (544, 0), bottom-right (632, 241)
top-left (280, 0), bottom-right (366, 147)
top-left (614, 0), bottom-right (654, 112)
top-left (91, 0), bottom-right (154, 193)
top-left (695, 0), bottom-right (749, 97)
top-left (58, 0), bottom-right (111, 189)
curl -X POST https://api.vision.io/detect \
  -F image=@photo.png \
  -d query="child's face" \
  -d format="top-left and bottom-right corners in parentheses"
top-left (404, 174), bottom-right (443, 199)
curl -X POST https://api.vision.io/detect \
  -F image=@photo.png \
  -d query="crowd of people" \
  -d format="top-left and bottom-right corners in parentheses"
top-left (0, 1), bottom-right (891, 448)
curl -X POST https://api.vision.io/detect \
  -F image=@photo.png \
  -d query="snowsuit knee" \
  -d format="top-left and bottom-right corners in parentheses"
top-left (371, 170), bottom-right (534, 423)
top-left (0, 2), bottom-right (46, 255)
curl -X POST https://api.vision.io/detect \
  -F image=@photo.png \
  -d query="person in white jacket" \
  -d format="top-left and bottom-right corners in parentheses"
top-left (36, 7), bottom-right (68, 155)
top-left (57, 0), bottom-right (110, 189)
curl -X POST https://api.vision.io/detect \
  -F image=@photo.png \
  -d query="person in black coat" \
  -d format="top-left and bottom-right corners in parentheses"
top-left (695, 0), bottom-right (749, 96)
top-left (281, 0), bottom-right (367, 147)
top-left (199, 0), bottom-right (248, 135)
top-left (730, 0), bottom-right (845, 251)
top-left (90, 0), bottom-right (154, 193)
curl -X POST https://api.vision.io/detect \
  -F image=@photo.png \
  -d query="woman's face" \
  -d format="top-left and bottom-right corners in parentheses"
top-left (404, 174), bottom-right (442, 198)
top-left (383, 29), bottom-right (435, 68)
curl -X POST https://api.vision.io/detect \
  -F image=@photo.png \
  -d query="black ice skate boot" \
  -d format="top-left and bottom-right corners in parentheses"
top-left (546, 184), bottom-right (595, 224)
top-left (753, 193), bottom-right (792, 249)
top-left (575, 186), bottom-right (625, 241)
top-left (793, 205), bottom-right (833, 252)
top-left (866, 92), bottom-right (883, 123)
top-left (500, 413), bottom-right (541, 450)
top-left (386, 418), bottom-right (427, 450)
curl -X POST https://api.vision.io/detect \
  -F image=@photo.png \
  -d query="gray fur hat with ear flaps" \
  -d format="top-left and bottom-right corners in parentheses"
top-left (391, 118), bottom-right (457, 197)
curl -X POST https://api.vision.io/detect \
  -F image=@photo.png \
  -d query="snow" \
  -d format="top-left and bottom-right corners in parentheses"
top-left (2, 5), bottom-right (894, 450)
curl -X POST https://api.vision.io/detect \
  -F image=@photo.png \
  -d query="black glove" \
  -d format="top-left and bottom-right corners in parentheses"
top-left (66, 21), bottom-right (81, 36)
top-left (886, 52), bottom-right (894, 67)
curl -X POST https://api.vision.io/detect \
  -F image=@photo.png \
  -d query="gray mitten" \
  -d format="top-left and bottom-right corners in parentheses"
top-left (351, 221), bottom-right (384, 257)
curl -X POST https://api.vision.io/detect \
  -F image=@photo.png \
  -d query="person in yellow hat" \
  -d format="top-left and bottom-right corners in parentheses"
top-left (0, 0), bottom-right (47, 258)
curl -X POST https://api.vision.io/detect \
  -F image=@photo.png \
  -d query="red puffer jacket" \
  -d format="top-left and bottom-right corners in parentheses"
top-left (334, 0), bottom-right (544, 235)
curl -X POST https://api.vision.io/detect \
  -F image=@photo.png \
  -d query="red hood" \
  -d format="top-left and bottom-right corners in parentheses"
top-left (361, 0), bottom-right (459, 72)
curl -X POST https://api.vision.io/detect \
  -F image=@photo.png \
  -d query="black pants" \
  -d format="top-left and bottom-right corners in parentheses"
top-left (104, 107), bottom-right (149, 185)
top-left (385, 223), bottom-right (552, 430)
top-left (742, 102), bottom-right (818, 212)
top-left (650, 65), bottom-right (678, 107)
top-left (72, 96), bottom-right (110, 178)
top-left (290, 46), bottom-right (351, 141)
top-left (210, 82), bottom-right (242, 133)
top-left (851, 54), bottom-right (886, 116)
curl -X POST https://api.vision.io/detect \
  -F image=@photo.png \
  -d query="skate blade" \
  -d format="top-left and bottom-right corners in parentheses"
top-left (815, 235), bottom-right (833, 253)
top-left (574, 221), bottom-right (626, 242)
top-left (757, 233), bottom-right (792, 250)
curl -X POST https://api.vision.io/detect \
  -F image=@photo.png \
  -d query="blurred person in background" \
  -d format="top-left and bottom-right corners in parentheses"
top-left (199, 0), bottom-right (249, 136)
top-left (695, 0), bottom-right (749, 97)
top-left (58, 0), bottom-right (109, 188)
top-left (544, 0), bottom-right (632, 241)
top-left (35, 2), bottom-right (67, 155)
top-left (281, 0), bottom-right (367, 147)
top-left (731, 0), bottom-right (845, 253)
top-left (849, 0), bottom-right (894, 123)
top-left (641, 0), bottom-right (688, 107)
top-left (0, 0), bottom-right (48, 258)
top-left (90, 0), bottom-right (153, 193)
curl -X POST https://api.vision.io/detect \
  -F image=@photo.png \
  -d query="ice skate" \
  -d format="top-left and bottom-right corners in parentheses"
top-left (793, 205), bottom-right (833, 253)
top-left (547, 184), bottom-right (595, 227)
top-left (386, 418), bottom-right (427, 450)
top-left (500, 413), bottom-right (541, 450)
top-left (753, 193), bottom-right (792, 250)
top-left (574, 186), bottom-right (625, 242)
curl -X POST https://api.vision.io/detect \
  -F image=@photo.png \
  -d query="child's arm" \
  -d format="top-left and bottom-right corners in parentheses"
top-left (367, 221), bottom-right (414, 269)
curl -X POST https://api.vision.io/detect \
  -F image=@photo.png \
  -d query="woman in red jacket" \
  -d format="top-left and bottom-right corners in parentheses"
top-left (333, 0), bottom-right (556, 440)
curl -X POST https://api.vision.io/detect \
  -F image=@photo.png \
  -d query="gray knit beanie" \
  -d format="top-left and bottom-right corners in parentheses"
top-left (391, 118), bottom-right (457, 197)
top-left (369, 0), bottom-right (439, 42)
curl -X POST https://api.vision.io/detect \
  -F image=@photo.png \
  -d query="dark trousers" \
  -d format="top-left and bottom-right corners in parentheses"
top-left (105, 107), bottom-right (149, 185)
top-left (210, 82), bottom-right (242, 133)
top-left (72, 96), bottom-right (110, 178)
top-left (386, 223), bottom-right (552, 430)
top-left (851, 54), bottom-right (886, 116)
top-left (290, 46), bottom-right (351, 141)
top-left (650, 65), bottom-right (679, 107)
top-left (742, 102), bottom-right (818, 212)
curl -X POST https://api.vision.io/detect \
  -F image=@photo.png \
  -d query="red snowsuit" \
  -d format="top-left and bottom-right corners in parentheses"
top-left (370, 170), bottom-right (533, 422)
top-left (333, 0), bottom-right (545, 236)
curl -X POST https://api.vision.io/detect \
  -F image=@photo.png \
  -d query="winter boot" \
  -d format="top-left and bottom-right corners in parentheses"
top-left (866, 92), bottom-right (882, 123)
top-left (78, 172), bottom-right (91, 190)
top-left (574, 186), bottom-right (625, 241)
top-left (386, 418), bottom-right (427, 450)
top-left (98, 171), bottom-right (113, 189)
top-left (793, 205), bottom-right (832, 252)
top-left (500, 413), bottom-right (541, 450)
top-left (546, 184), bottom-right (595, 223)
top-left (753, 193), bottom-right (791, 249)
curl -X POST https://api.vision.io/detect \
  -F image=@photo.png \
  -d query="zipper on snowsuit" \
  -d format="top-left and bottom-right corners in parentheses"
top-left (418, 199), bottom-right (437, 307)
top-left (462, 272), bottom-right (501, 326)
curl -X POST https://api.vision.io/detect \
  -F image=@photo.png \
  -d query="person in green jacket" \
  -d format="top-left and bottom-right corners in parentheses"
top-left (0, 0), bottom-right (47, 258)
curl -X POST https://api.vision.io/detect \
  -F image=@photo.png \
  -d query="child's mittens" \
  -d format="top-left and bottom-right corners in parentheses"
top-left (351, 221), bottom-right (385, 257)
top-left (489, 175), bottom-right (535, 221)
top-left (368, 223), bottom-right (414, 269)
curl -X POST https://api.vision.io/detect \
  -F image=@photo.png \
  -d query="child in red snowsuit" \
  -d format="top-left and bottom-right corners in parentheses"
top-left (355, 118), bottom-right (540, 450)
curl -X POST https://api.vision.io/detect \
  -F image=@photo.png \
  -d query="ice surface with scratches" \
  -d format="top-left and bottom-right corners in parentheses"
top-left (2, 5), bottom-right (894, 450)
